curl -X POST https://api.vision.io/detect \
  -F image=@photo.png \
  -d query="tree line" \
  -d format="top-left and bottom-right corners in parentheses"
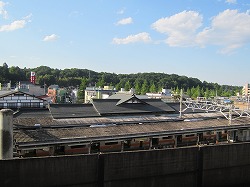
top-left (0, 63), bottom-right (242, 99)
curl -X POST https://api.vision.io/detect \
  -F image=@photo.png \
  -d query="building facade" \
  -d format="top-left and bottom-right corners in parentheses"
top-left (0, 90), bottom-right (45, 109)
top-left (47, 85), bottom-right (69, 103)
top-left (84, 86), bottom-right (117, 103)
top-left (242, 83), bottom-right (250, 96)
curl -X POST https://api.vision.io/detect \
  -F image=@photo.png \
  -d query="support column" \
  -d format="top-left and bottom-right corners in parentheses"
top-left (233, 130), bottom-right (237, 142)
top-left (0, 109), bottom-right (13, 160)
top-left (174, 135), bottom-right (177, 148)
top-left (87, 143), bottom-right (91, 154)
top-left (216, 132), bottom-right (219, 144)
top-left (197, 134), bottom-right (200, 145)
top-left (149, 138), bottom-right (152, 150)
top-left (227, 130), bottom-right (231, 143)
top-left (121, 141), bottom-right (124, 152)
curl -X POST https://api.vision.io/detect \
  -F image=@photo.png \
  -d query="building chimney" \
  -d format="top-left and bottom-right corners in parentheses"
top-left (0, 109), bottom-right (13, 159)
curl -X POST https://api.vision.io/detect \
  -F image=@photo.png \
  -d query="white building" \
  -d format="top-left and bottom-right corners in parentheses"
top-left (0, 90), bottom-right (46, 109)
top-left (84, 86), bottom-right (117, 103)
top-left (242, 83), bottom-right (250, 96)
top-left (146, 88), bottom-right (172, 99)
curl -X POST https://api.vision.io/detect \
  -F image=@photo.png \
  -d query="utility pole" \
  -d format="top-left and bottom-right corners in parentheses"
top-left (44, 82), bottom-right (46, 95)
top-left (228, 104), bottom-right (232, 126)
top-left (247, 95), bottom-right (249, 111)
top-left (179, 89), bottom-right (183, 118)
top-left (227, 104), bottom-right (232, 142)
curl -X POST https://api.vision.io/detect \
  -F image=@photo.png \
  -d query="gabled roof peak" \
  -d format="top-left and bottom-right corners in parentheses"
top-left (116, 94), bottom-right (148, 106)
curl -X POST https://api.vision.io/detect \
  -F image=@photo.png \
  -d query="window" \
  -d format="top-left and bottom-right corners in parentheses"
top-left (70, 145), bottom-right (86, 149)
top-left (7, 103), bottom-right (17, 108)
top-left (105, 141), bottom-right (118, 145)
top-left (21, 103), bottom-right (31, 108)
top-left (185, 134), bottom-right (195, 137)
top-left (31, 103), bottom-right (40, 108)
top-left (162, 136), bottom-right (173, 139)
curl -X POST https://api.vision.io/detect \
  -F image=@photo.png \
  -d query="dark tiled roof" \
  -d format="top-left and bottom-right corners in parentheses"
top-left (92, 98), bottom-right (175, 115)
top-left (14, 108), bottom-right (51, 118)
top-left (13, 108), bottom-right (54, 127)
top-left (13, 109), bottom-right (224, 128)
top-left (14, 117), bottom-right (250, 148)
top-left (49, 104), bottom-right (99, 119)
top-left (108, 93), bottom-right (149, 100)
top-left (0, 90), bottom-right (46, 101)
top-left (0, 90), bottom-right (13, 97)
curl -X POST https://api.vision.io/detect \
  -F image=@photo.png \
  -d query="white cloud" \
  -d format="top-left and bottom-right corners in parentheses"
top-left (0, 19), bottom-right (26, 32)
top-left (68, 11), bottom-right (83, 18)
top-left (151, 10), bottom-right (203, 47)
top-left (151, 9), bottom-right (250, 53)
top-left (112, 32), bottom-right (151, 44)
top-left (225, 0), bottom-right (237, 4)
top-left (23, 13), bottom-right (32, 21)
top-left (43, 34), bottom-right (59, 42)
top-left (196, 9), bottom-right (250, 53)
top-left (0, 1), bottom-right (31, 32)
top-left (0, 13), bottom-right (31, 32)
top-left (117, 8), bottom-right (125, 15)
top-left (116, 17), bottom-right (133, 25)
top-left (0, 1), bottom-right (8, 19)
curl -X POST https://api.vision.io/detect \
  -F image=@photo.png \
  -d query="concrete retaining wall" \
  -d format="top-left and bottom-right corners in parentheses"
top-left (103, 148), bottom-right (198, 187)
top-left (0, 143), bottom-right (250, 187)
top-left (202, 143), bottom-right (250, 187)
top-left (0, 154), bottom-right (99, 187)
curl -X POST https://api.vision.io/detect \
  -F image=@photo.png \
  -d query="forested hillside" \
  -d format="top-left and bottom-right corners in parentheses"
top-left (0, 63), bottom-right (242, 98)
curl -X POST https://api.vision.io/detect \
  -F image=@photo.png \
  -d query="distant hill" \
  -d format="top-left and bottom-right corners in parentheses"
top-left (0, 63), bottom-right (242, 98)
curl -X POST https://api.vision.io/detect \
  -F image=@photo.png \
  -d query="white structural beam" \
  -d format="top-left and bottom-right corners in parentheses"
top-left (181, 99), bottom-right (250, 121)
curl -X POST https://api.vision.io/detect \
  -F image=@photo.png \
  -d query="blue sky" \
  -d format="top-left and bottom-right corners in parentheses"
top-left (1, 0), bottom-right (250, 86)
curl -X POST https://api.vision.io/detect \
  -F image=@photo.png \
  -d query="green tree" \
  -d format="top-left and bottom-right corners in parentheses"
top-left (35, 66), bottom-right (52, 76)
top-left (0, 63), bottom-right (10, 83)
top-left (77, 78), bottom-right (88, 103)
top-left (205, 88), bottom-right (210, 99)
top-left (96, 76), bottom-right (105, 88)
top-left (134, 79), bottom-right (142, 94)
top-left (9, 66), bottom-right (26, 82)
top-left (37, 74), bottom-right (56, 86)
top-left (141, 80), bottom-right (149, 94)
top-left (192, 86), bottom-right (201, 98)
top-left (175, 86), bottom-right (180, 94)
top-left (186, 88), bottom-right (192, 97)
top-left (149, 82), bottom-right (156, 93)
top-left (124, 80), bottom-right (131, 91)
